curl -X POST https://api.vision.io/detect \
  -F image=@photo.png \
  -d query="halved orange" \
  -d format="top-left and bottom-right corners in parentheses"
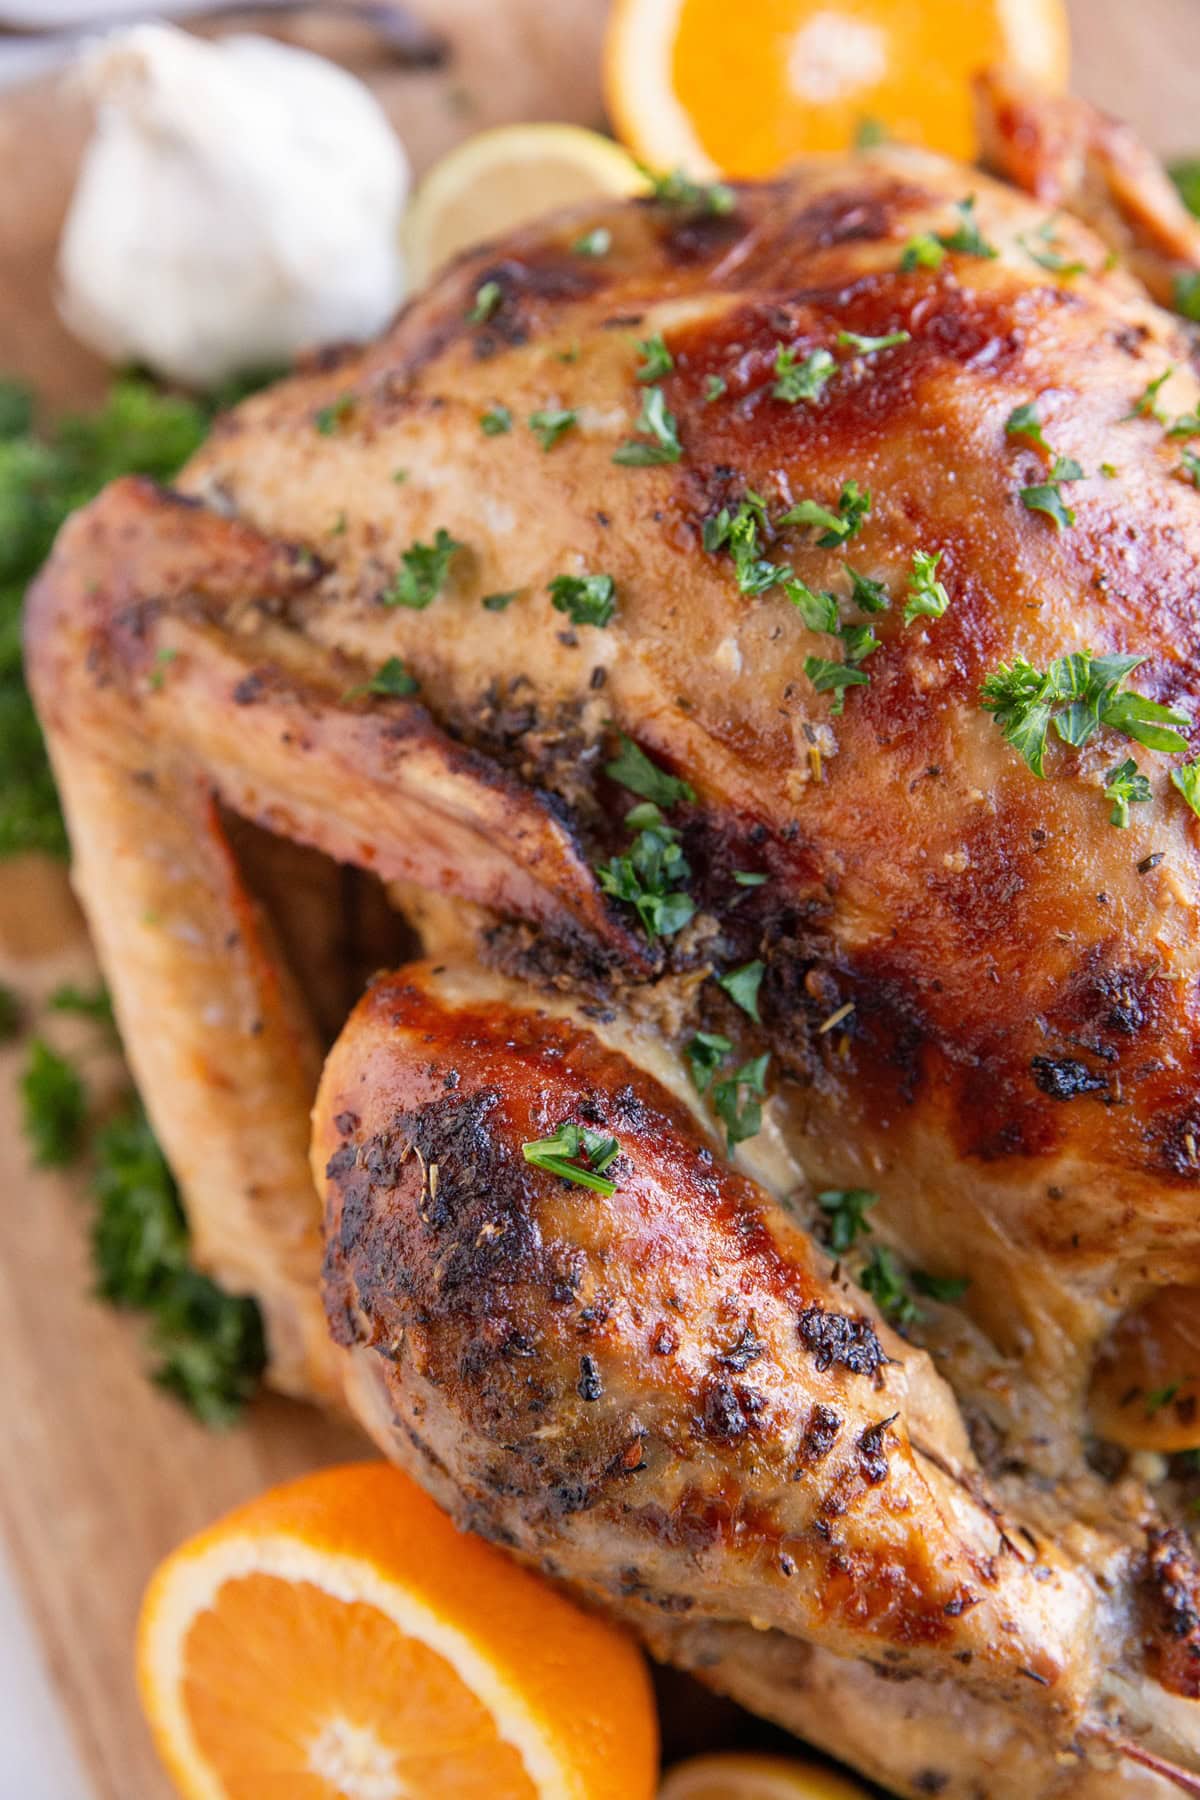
top-left (660, 1751), bottom-right (872, 1799)
top-left (605, 0), bottom-right (1070, 175)
top-left (137, 1462), bottom-right (658, 1799)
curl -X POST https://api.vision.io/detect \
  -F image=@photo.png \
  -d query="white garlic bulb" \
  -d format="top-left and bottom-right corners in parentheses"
top-left (57, 24), bottom-right (410, 388)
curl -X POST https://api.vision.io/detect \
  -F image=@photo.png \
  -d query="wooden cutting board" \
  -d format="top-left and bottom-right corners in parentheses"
top-left (0, 3), bottom-right (1193, 1795)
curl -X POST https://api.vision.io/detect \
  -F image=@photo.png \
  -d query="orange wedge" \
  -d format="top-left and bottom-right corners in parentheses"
top-left (604, 0), bottom-right (1070, 174)
top-left (137, 1462), bottom-right (658, 1799)
top-left (660, 1752), bottom-right (872, 1799)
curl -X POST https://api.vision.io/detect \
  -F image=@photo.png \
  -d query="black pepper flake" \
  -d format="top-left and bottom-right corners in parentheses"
top-left (577, 1353), bottom-right (603, 1401)
top-left (332, 1110), bottom-right (360, 1135)
top-left (1138, 852), bottom-right (1165, 874)
top-left (716, 1325), bottom-right (765, 1371)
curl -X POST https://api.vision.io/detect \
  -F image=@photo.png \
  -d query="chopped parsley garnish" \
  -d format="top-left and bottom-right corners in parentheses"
top-left (571, 227), bottom-right (611, 257)
top-left (772, 344), bottom-right (835, 404)
top-left (1168, 405), bottom-right (1200, 440)
top-left (345, 656), bottom-right (420, 701)
top-left (937, 196), bottom-right (998, 259)
top-left (733, 869), bottom-right (767, 887)
top-left (384, 527), bottom-right (464, 609)
top-left (528, 407), bottom-right (578, 450)
top-left (482, 589), bottom-right (520, 611)
top-left (1171, 159), bottom-right (1200, 217)
top-left (1005, 401), bottom-right (1049, 452)
top-left (854, 117), bottom-right (887, 148)
top-left (902, 548), bottom-right (950, 623)
top-left (479, 404), bottom-right (512, 435)
top-left (1124, 367), bottom-right (1173, 424)
top-left (839, 621), bottom-right (883, 663)
top-left (717, 959), bottom-right (764, 1021)
top-left (314, 392), bottom-right (355, 435)
top-left (900, 234), bottom-right (946, 272)
top-left (521, 1120), bottom-right (621, 1196)
top-left (1179, 447), bottom-right (1200, 488)
top-left (1174, 272), bottom-right (1200, 322)
top-left (836, 328), bottom-right (910, 354)
top-left (686, 1030), bottom-right (734, 1093)
top-left (21, 1037), bottom-right (86, 1167)
top-left (1017, 217), bottom-right (1084, 276)
top-left (613, 386), bottom-right (682, 464)
top-left (0, 981), bottom-right (20, 1042)
top-left (0, 379), bottom-right (32, 439)
top-left (786, 579), bottom-right (840, 633)
top-left (605, 734), bottom-right (695, 808)
top-left (704, 492), bottom-right (781, 593)
top-left (49, 981), bottom-right (114, 1029)
top-left (635, 333), bottom-right (674, 382)
top-left (468, 280), bottom-right (503, 323)
top-left (912, 1269), bottom-right (971, 1302)
top-left (980, 650), bottom-right (1190, 778)
top-left (704, 374), bottom-right (727, 402)
top-left (818, 1186), bottom-right (877, 1253)
top-left (1019, 455), bottom-right (1084, 530)
top-left (804, 655), bottom-right (870, 714)
top-left (780, 481), bottom-right (871, 545)
top-left (596, 803), bottom-right (694, 938)
top-left (712, 1052), bottom-right (770, 1147)
top-left (548, 570), bottom-right (616, 627)
top-left (147, 646), bottom-right (177, 692)
top-left (859, 1244), bottom-right (920, 1326)
top-left (844, 565), bottom-right (889, 613)
top-left (1104, 757), bottom-right (1151, 828)
top-left (1171, 757), bottom-right (1200, 818)
top-left (638, 163), bottom-right (735, 215)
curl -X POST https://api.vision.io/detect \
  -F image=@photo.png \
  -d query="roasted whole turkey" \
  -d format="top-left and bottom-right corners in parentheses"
top-left (25, 86), bottom-right (1200, 1798)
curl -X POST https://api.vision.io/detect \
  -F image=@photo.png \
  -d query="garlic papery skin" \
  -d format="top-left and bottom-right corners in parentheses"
top-left (57, 24), bottom-right (410, 388)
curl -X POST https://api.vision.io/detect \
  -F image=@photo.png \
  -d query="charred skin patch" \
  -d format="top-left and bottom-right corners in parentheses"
top-left (1142, 1528), bottom-right (1200, 1699)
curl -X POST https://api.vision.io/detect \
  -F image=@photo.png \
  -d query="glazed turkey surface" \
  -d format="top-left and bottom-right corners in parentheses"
top-left (24, 130), bottom-right (1200, 1797)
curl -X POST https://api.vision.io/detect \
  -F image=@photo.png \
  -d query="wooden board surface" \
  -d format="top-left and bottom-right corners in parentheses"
top-left (0, 3), bottom-right (1194, 1795)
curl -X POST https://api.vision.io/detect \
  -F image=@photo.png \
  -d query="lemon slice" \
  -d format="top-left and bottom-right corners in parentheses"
top-left (405, 123), bottom-right (647, 288)
top-left (659, 1751), bottom-right (872, 1800)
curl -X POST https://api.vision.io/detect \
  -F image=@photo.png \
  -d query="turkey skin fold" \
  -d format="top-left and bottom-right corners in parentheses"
top-left (24, 131), bottom-right (1200, 1797)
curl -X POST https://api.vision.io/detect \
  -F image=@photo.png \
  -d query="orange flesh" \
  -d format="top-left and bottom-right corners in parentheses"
top-left (672, 0), bottom-right (1017, 169)
top-left (1090, 1286), bottom-right (1200, 1453)
top-left (182, 1572), bottom-right (538, 1799)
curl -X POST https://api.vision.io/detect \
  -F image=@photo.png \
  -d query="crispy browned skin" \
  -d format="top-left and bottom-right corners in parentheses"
top-left (24, 142), bottom-right (1200, 1790)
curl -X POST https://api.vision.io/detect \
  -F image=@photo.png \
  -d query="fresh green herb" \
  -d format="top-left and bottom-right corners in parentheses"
top-left (1169, 159), bottom-right (1200, 218)
top-left (521, 1120), bottom-right (621, 1196)
top-left (480, 404), bottom-right (512, 435)
top-left (1174, 272), bottom-right (1200, 321)
top-left (605, 734), bottom-right (695, 808)
top-left (147, 647), bottom-right (177, 692)
top-left (903, 548), bottom-right (950, 623)
top-left (613, 386), bottom-right (682, 464)
top-left (818, 1187), bottom-right (877, 1253)
top-left (1145, 1380), bottom-right (1184, 1417)
top-left (635, 333), bottom-right (674, 382)
top-left (20, 1037), bottom-right (86, 1167)
top-left (836, 328), bottom-right (910, 354)
top-left (1103, 757), bottom-right (1151, 828)
top-left (900, 233), bottom-right (946, 272)
top-left (548, 571), bottom-right (617, 627)
top-left (981, 650), bottom-right (1190, 778)
top-left (384, 528), bottom-right (464, 609)
top-left (912, 1269), bottom-right (971, 1302)
top-left (1005, 401), bottom-right (1049, 453)
top-left (314, 392), bottom-right (355, 435)
top-left (1124, 367), bottom-right (1173, 424)
top-left (0, 379), bottom-right (33, 440)
top-left (345, 656), bottom-right (420, 701)
top-left (711, 1052), bottom-right (770, 1147)
top-left (1167, 405), bottom-right (1200, 440)
top-left (482, 589), bottom-right (520, 611)
top-left (392, 467), bottom-right (408, 483)
top-left (733, 869), bottom-right (767, 887)
top-left (854, 116), bottom-right (887, 148)
top-left (48, 982), bottom-right (114, 1028)
top-left (704, 374), bottom-right (727, 402)
top-left (0, 981), bottom-right (21, 1041)
top-left (844, 565), bottom-right (890, 613)
top-left (1100, 462), bottom-right (1118, 478)
top-left (91, 1104), bottom-right (265, 1426)
top-left (572, 227), bottom-right (611, 257)
top-left (528, 407), bottom-right (578, 450)
top-left (937, 196), bottom-right (998, 259)
top-left (595, 803), bottom-right (694, 938)
top-left (704, 493), bottom-right (783, 594)
top-left (558, 343), bottom-right (581, 365)
top-left (468, 280), bottom-right (503, 323)
top-left (1179, 447), bottom-right (1200, 488)
top-left (772, 344), bottom-right (836, 404)
top-left (784, 578), bottom-right (839, 633)
top-left (686, 1029), bottom-right (733, 1093)
top-left (804, 655), bottom-right (870, 714)
top-left (781, 481), bottom-right (871, 546)
top-left (1171, 757), bottom-right (1200, 818)
top-left (1019, 455), bottom-right (1084, 530)
top-left (717, 959), bottom-right (764, 1021)
top-left (638, 163), bottom-right (735, 215)
top-left (1017, 217), bottom-right (1084, 276)
top-left (859, 1244), bottom-right (920, 1326)
top-left (839, 621), bottom-right (883, 663)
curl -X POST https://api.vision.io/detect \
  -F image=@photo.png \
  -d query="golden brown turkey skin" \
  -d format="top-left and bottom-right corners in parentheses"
top-left (313, 962), bottom-right (1198, 1799)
